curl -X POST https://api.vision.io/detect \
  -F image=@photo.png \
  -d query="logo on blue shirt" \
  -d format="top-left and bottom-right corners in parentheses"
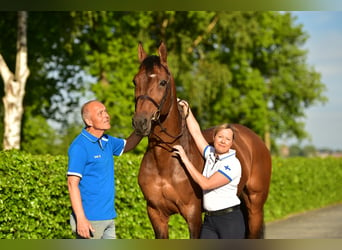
top-left (94, 155), bottom-right (102, 159)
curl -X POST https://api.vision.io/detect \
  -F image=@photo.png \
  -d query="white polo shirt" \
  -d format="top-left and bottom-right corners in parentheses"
top-left (202, 145), bottom-right (242, 211)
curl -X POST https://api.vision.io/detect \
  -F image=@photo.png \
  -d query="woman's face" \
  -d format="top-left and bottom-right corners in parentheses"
top-left (213, 128), bottom-right (233, 155)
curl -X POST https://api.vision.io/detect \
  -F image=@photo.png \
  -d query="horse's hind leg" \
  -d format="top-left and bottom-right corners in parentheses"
top-left (243, 191), bottom-right (267, 239)
top-left (147, 206), bottom-right (169, 239)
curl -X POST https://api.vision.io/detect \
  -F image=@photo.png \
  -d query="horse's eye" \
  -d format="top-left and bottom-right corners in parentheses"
top-left (132, 79), bottom-right (136, 86)
top-left (160, 80), bottom-right (167, 87)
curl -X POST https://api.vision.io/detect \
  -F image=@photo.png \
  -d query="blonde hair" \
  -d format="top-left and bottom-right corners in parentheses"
top-left (213, 123), bottom-right (236, 140)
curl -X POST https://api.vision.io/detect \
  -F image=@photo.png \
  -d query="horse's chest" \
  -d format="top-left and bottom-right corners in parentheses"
top-left (141, 157), bottom-right (184, 179)
top-left (138, 151), bottom-right (189, 196)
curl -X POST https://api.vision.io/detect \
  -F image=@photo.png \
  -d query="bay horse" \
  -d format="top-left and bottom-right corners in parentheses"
top-left (132, 41), bottom-right (272, 239)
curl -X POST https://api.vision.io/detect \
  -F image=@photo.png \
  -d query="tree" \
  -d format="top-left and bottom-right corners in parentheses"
top-left (0, 11), bottom-right (29, 150)
top-left (172, 12), bottom-right (327, 150)
top-left (302, 145), bottom-right (317, 157)
top-left (0, 12), bottom-right (91, 153)
top-left (68, 12), bottom-right (160, 139)
top-left (0, 11), bottom-right (328, 154)
top-left (74, 11), bottom-right (326, 151)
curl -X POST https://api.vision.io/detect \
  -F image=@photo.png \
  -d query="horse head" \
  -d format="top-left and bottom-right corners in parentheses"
top-left (132, 41), bottom-right (176, 136)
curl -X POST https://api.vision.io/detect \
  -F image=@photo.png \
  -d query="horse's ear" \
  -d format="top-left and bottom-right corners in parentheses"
top-left (138, 41), bottom-right (148, 63)
top-left (158, 41), bottom-right (168, 66)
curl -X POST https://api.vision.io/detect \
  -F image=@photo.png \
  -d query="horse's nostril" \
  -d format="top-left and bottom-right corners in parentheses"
top-left (132, 116), bottom-right (151, 136)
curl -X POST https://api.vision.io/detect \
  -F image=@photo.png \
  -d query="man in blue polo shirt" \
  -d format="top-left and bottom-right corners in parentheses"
top-left (67, 100), bottom-right (142, 239)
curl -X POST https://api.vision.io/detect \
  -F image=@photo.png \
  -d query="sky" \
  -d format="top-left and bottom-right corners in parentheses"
top-left (285, 11), bottom-right (342, 150)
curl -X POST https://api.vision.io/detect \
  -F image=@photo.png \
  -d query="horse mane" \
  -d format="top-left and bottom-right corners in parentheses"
top-left (140, 55), bottom-right (161, 72)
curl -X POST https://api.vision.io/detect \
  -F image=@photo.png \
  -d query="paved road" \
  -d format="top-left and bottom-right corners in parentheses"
top-left (265, 203), bottom-right (342, 239)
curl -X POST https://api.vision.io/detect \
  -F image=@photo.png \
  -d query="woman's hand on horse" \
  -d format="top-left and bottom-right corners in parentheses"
top-left (177, 98), bottom-right (190, 116)
top-left (173, 145), bottom-right (187, 161)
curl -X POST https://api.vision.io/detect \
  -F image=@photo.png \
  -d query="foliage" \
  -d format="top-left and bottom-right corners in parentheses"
top-left (20, 110), bottom-right (59, 155)
top-left (114, 154), bottom-right (154, 239)
top-left (0, 11), bottom-right (327, 154)
top-left (287, 144), bottom-right (317, 157)
top-left (1, 150), bottom-right (341, 239)
top-left (172, 11), bottom-right (326, 144)
top-left (67, 12), bottom-right (156, 139)
top-left (0, 150), bottom-right (73, 239)
top-left (0, 12), bottom-right (83, 120)
top-left (276, 143), bottom-right (318, 157)
top-left (61, 11), bottom-right (327, 150)
top-left (264, 156), bottom-right (342, 221)
top-left (0, 12), bottom-right (92, 151)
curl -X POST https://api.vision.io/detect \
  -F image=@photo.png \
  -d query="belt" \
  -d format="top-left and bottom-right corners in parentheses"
top-left (204, 205), bottom-right (240, 216)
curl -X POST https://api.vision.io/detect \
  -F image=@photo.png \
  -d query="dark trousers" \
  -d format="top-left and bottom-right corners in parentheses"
top-left (200, 208), bottom-right (245, 239)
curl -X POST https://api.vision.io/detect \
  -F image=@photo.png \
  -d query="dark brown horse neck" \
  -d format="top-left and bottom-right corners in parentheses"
top-left (148, 86), bottom-right (185, 151)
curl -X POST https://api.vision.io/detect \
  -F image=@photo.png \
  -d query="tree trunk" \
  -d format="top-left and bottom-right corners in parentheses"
top-left (0, 11), bottom-right (30, 150)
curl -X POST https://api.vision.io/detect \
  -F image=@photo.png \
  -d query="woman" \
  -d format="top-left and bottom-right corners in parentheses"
top-left (173, 100), bottom-right (245, 239)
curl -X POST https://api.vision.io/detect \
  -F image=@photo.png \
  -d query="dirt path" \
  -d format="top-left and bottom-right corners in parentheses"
top-left (264, 203), bottom-right (342, 239)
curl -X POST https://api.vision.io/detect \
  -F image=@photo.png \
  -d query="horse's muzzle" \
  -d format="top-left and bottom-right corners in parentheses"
top-left (132, 115), bottom-right (152, 136)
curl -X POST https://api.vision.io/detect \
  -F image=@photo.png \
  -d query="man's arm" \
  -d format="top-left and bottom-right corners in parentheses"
top-left (67, 175), bottom-right (94, 238)
top-left (123, 131), bottom-right (143, 153)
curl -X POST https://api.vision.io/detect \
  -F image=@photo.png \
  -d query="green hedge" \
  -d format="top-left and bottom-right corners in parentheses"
top-left (0, 150), bottom-right (341, 239)
top-left (0, 150), bottom-right (72, 239)
top-left (264, 156), bottom-right (342, 221)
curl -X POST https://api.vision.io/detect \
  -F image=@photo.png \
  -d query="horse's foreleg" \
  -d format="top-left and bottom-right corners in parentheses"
top-left (187, 216), bottom-right (202, 239)
top-left (147, 205), bottom-right (170, 239)
top-left (181, 205), bottom-right (202, 239)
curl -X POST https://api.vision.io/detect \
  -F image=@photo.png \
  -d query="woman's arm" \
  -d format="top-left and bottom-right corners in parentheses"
top-left (179, 100), bottom-right (208, 154)
top-left (173, 145), bottom-right (230, 190)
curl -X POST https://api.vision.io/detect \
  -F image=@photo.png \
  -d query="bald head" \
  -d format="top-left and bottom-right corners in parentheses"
top-left (82, 100), bottom-right (99, 127)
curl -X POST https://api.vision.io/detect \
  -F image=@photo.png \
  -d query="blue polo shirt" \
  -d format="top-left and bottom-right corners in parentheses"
top-left (67, 128), bottom-right (125, 220)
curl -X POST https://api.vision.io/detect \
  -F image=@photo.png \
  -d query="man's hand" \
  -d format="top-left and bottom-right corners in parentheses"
top-left (77, 217), bottom-right (95, 239)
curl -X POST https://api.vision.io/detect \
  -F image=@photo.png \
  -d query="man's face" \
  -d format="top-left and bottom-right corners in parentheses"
top-left (86, 102), bottom-right (111, 131)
